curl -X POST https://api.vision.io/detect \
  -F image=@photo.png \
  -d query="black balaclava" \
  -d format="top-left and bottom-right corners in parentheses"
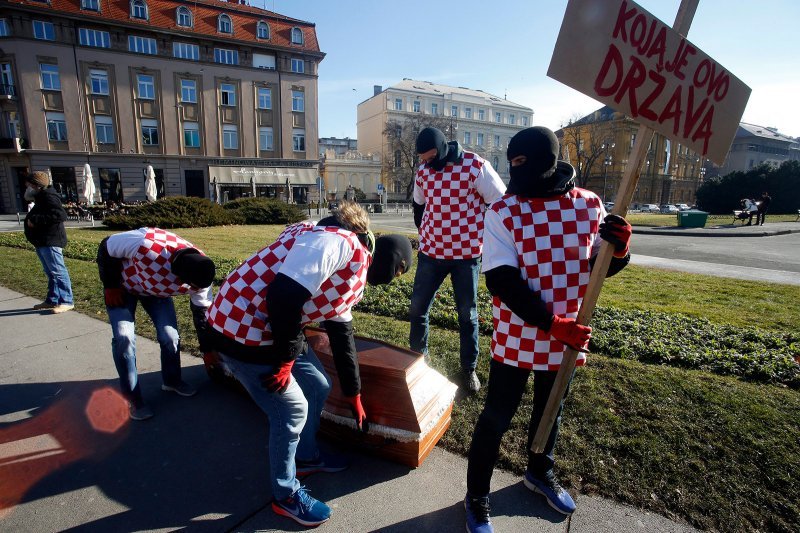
top-left (367, 235), bottom-right (413, 285)
top-left (171, 248), bottom-right (216, 288)
top-left (507, 126), bottom-right (576, 198)
top-left (416, 127), bottom-right (450, 171)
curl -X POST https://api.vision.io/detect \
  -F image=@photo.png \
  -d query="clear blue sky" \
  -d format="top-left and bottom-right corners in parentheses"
top-left (262, 0), bottom-right (799, 141)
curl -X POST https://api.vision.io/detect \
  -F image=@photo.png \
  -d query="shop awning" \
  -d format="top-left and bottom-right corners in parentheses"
top-left (209, 166), bottom-right (318, 185)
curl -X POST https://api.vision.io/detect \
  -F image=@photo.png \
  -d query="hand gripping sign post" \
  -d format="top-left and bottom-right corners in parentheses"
top-left (531, 0), bottom-right (750, 453)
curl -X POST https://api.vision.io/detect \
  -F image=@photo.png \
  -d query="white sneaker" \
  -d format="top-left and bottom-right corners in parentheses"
top-left (51, 303), bottom-right (75, 314)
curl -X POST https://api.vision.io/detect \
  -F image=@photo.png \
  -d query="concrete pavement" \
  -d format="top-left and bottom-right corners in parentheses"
top-left (0, 286), bottom-right (698, 532)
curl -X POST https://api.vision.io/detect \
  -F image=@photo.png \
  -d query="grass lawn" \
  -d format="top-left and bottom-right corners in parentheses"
top-left (626, 213), bottom-right (798, 227)
top-left (1, 226), bottom-right (798, 532)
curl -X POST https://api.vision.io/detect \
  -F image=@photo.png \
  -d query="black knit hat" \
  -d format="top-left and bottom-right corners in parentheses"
top-left (416, 127), bottom-right (448, 159)
top-left (171, 248), bottom-right (216, 288)
top-left (367, 234), bottom-right (413, 285)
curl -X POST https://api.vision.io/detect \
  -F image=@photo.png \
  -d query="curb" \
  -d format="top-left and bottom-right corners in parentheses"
top-left (632, 226), bottom-right (800, 237)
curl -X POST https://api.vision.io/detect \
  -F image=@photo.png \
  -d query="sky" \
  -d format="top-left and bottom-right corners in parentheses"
top-left (260, 0), bottom-right (799, 141)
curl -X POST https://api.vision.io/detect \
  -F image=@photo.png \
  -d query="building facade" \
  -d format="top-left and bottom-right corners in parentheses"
top-left (320, 149), bottom-right (382, 203)
top-left (0, 0), bottom-right (324, 213)
top-left (558, 106), bottom-right (708, 207)
top-left (356, 79), bottom-right (533, 199)
top-left (318, 136), bottom-right (357, 158)
top-left (718, 123), bottom-right (799, 175)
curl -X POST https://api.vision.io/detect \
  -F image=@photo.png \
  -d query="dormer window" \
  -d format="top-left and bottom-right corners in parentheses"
top-left (218, 14), bottom-right (232, 34)
top-left (130, 0), bottom-right (148, 20)
top-left (290, 27), bottom-right (303, 44)
top-left (81, 0), bottom-right (100, 11)
top-left (257, 21), bottom-right (270, 39)
top-left (176, 6), bottom-right (192, 28)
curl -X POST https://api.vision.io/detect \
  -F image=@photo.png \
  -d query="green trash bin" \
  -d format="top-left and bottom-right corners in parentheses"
top-left (677, 209), bottom-right (709, 228)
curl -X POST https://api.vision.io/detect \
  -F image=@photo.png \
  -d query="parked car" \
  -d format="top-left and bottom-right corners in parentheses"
top-left (604, 201), bottom-right (615, 211)
top-left (676, 203), bottom-right (691, 211)
top-left (660, 204), bottom-right (679, 214)
top-left (640, 204), bottom-right (660, 213)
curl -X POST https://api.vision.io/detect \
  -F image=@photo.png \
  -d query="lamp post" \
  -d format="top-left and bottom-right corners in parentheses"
top-left (601, 142), bottom-right (615, 202)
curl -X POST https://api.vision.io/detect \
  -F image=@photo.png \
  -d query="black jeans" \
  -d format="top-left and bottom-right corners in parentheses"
top-left (466, 358), bottom-right (574, 497)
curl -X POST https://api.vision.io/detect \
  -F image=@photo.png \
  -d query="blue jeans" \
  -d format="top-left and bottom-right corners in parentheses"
top-left (467, 359), bottom-right (574, 496)
top-left (409, 253), bottom-right (480, 371)
top-left (35, 246), bottom-right (73, 305)
top-left (217, 347), bottom-right (331, 500)
top-left (107, 293), bottom-right (181, 405)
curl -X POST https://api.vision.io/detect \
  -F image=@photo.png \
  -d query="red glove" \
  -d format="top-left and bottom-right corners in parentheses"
top-left (261, 360), bottom-right (295, 393)
top-left (104, 288), bottom-right (125, 308)
top-left (345, 394), bottom-right (368, 432)
top-left (549, 315), bottom-right (592, 352)
top-left (599, 214), bottom-right (632, 258)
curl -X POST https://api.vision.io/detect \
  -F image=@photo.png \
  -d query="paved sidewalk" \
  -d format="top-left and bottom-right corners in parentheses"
top-left (632, 220), bottom-right (800, 237)
top-left (0, 286), bottom-right (698, 532)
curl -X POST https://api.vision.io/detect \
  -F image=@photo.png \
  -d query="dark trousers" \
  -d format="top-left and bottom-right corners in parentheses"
top-left (757, 208), bottom-right (768, 225)
top-left (467, 358), bottom-right (573, 497)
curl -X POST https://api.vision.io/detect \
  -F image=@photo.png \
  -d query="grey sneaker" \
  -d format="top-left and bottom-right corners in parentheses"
top-left (33, 301), bottom-right (57, 310)
top-left (51, 303), bottom-right (75, 314)
top-left (462, 369), bottom-right (481, 394)
top-left (129, 403), bottom-right (154, 421)
top-left (162, 381), bottom-right (197, 397)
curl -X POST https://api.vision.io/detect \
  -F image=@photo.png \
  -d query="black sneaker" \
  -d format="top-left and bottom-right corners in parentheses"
top-left (461, 369), bottom-right (481, 394)
top-left (464, 493), bottom-right (493, 533)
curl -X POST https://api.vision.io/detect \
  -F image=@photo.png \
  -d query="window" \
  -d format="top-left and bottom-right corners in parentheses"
top-left (463, 131), bottom-right (471, 145)
top-left (451, 105), bottom-right (458, 117)
top-left (89, 69), bottom-right (108, 95)
top-left (253, 53), bottom-right (276, 69)
top-left (173, 42), bottom-right (199, 60)
top-left (137, 74), bottom-right (154, 99)
top-left (465, 107), bottom-right (472, 119)
top-left (40, 63), bottom-right (61, 90)
top-left (394, 150), bottom-right (402, 168)
top-left (95, 116), bottom-right (114, 144)
top-left (630, 133), bottom-right (636, 148)
top-left (522, 116), bottom-right (528, 126)
top-left (291, 27), bottom-right (303, 44)
top-left (0, 63), bottom-right (13, 97)
top-left (81, 0), bottom-right (100, 10)
top-left (395, 98), bottom-right (403, 111)
top-left (292, 128), bottom-right (305, 151)
top-left (257, 21), bottom-right (269, 39)
top-left (183, 121), bottom-right (200, 147)
top-left (128, 36), bottom-right (157, 55)
top-left (218, 14), bottom-right (232, 33)
top-left (46, 112), bottom-right (67, 141)
top-left (509, 114), bottom-right (516, 125)
top-left (257, 87), bottom-right (271, 109)
top-left (141, 118), bottom-right (159, 145)
top-left (495, 111), bottom-right (501, 123)
top-left (220, 83), bottom-right (236, 106)
top-left (222, 124), bottom-right (238, 149)
top-left (413, 100), bottom-right (420, 113)
top-left (0, 19), bottom-right (9, 37)
top-left (291, 58), bottom-right (305, 73)
top-left (176, 6), bottom-right (192, 27)
top-left (130, 0), bottom-right (148, 20)
top-left (292, 90), bottom-right (304, 112)
top-left (494, 134), bottom-right (500, 147)
top-left (33, 21), bottom-right (55, 40)
top-left (476, 133), bottom-right (484, 146)
top-left (492, 156), bottom-right (499, 169)
top-left (214, 48), bottom-right (239, 65)
top-left (180, 79), bottom-right (196, 103)
top-left (430, 103), bottom-right (438, 116)
top-left (79, 28), bottom-right (110, 48)
top-left (259, 126), bottom-right (273, 150)
top-left (478, 109), bottom-right (484, 121)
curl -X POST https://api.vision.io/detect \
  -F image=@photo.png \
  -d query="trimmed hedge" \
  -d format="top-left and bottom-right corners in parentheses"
top-left (103, 197), bottom-right (235, 229)
top-left (222, 197), bottom-right (306, 225)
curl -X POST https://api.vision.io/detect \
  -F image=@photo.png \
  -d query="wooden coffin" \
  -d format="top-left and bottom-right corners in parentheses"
top-left (304, 327), bottom-right (457, 468)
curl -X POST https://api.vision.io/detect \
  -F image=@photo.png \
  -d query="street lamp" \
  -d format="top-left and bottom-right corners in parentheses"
top-left (602, 142), bottom-right (615, 202)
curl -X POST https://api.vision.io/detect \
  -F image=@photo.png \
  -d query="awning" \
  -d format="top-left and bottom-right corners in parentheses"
top-left (209, 166), bottom-right (318, 185)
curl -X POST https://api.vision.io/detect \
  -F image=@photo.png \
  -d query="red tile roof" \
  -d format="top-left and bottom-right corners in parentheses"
top-left (11, 0), bottom-right (322, 54)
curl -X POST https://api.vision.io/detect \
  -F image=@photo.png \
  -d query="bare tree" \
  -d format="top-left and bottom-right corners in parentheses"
top-left (383, 114), bottom-right (456, 199)
top-left (559, 114), bottom-right (620, 189)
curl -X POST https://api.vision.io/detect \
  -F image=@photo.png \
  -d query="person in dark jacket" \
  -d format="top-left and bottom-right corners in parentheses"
top-left (24, 171), bottom-right (74, 313)
top-left (756, 191), bottom-right (772, 225)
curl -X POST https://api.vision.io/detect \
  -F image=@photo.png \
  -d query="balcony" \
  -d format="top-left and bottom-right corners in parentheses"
top-left (0, 84), bottom-right (17, 99)
top-left (0, 137), bottom-right (25, 153)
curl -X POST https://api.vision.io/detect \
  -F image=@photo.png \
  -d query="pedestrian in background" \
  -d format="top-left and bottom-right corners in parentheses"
top-left (24, 170), bottom-right (75, 314)
top-left (756, 191), bottom-right (771, 225)
top-left (410, 127), bottom-right (506, 394)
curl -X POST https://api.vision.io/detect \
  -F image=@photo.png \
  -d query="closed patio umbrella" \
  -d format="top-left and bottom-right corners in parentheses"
top-left (144, 165), bottom-right (157, 202)
top-left (82, 163), bottom-right (96, 205)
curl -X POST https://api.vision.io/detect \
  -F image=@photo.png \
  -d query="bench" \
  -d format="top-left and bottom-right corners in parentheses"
top-left (732, 210), bottom-right (755, 224)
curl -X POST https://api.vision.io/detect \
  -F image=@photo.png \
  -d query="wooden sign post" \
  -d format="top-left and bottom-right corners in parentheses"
top-left (532, 0), bottom-right (750, 453)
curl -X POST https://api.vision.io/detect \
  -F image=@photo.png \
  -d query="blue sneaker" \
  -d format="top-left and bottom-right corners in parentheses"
top-left (296, 451), bottom-right (349, 477)
top-left (464, 494), bottom-right (493, 533)
top-left (523, 471), bottom-right (576, 515)
top-left (272, 486), bottom-right (331, 527)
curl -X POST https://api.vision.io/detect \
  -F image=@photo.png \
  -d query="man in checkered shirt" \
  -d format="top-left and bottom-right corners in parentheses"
top-left (203, 202), bottom-right (413, 528)
top-left (463, 127), bottom-right (632, 533)
top-left (97, 227), bottom-right (216, 421)
top-left (410, 127), bottom-right (506, 395)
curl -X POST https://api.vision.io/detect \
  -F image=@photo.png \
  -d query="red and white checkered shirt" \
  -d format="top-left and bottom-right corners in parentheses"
top-left (117, 228), bottom-right (198, 298)
top-left (207, 223), bottom-right (371, 346)
top-left (414, 151), bottom-right (504, 260)
top-left (483, 189), bottom-right (604, 370)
